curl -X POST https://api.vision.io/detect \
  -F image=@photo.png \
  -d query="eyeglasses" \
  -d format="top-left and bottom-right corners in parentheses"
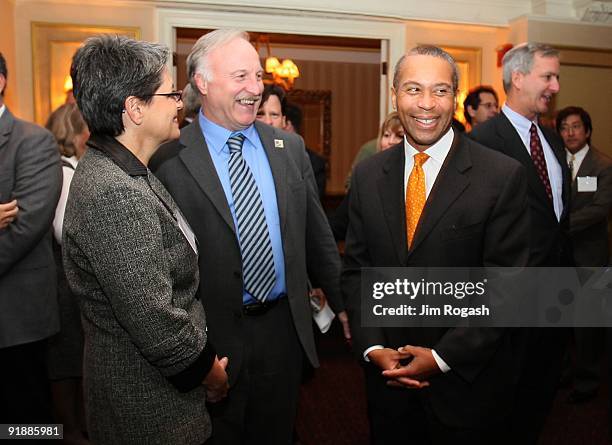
top-left (146, 90), bottom-right (183, 102)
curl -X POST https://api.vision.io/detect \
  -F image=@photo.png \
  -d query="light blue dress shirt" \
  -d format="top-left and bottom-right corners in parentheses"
top-left (502, 104), bottom-right (563, 221)
top-left (199, 113), bottom-right (287, 304)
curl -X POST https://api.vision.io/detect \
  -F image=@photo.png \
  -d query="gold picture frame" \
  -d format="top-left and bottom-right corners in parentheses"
top-left (441, 46), bottom-right (482, 126)
top-left (31, 22), bottom-right (140, 125)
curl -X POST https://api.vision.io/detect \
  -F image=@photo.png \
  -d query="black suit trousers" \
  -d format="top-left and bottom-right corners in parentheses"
top-left (207, 299), bottom-right (303, 445)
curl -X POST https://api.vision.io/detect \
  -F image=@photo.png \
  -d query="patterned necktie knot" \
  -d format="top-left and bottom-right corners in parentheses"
top-left (414, 152), bottom-right (430, 167)
top-left (228, 133), bottom-right (246, 155)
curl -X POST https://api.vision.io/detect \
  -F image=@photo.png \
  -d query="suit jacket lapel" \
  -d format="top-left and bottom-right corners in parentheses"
top-left (178, 119), bottom-right (236, 234)
top-left (0, 108), bottom-right (14, 151)
top-left (378, 145), bottom-right (408, 265)
top-left (409, 134), bottom-right (470, 255)
top-left (497, 113), bottom-right (557, 215)
top-left (255, 121), bottom-right (288, 232)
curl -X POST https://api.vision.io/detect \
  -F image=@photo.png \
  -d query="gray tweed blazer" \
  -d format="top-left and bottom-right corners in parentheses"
top-left (63, 140), bottom-right (211, 445)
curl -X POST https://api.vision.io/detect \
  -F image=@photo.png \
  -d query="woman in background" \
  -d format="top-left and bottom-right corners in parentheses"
top-left (329, 112), bottom-right (405, 241)
top-left (64, 35), bottom-right (227, 445)
top-left (45, 102), bottom-right (90, 445)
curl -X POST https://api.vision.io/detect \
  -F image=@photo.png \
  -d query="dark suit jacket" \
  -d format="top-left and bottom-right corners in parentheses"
top-left (569, 146), bottom-right (612, 266)
top-left (0, 107), bottom-right (62, 348)
top-left (151, 120), bottom-right (342, 385)
top-left (342, 132), bottom-right (530, 428)
top-left (306, 147), bottom-right (326, 199)
top-left (470, 113), bottom-right (572, 266)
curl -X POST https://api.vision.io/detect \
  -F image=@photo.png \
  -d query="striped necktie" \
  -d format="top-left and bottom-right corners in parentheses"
top-left (227, 133), bottom-right (276, 302)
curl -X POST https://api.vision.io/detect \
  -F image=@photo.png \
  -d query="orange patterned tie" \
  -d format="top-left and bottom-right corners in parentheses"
top-left (405, 152), bottom-right (430, 248)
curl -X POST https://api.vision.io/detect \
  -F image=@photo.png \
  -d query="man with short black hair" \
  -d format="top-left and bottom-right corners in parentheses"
top-left (0, 52), bottom-right (62, 422)
top-left (463, 85), bottom-right (499, 129)
top-left (557, 105), bottom-right (612, 404)
top-left (343, 44), bottom-right (529, 444)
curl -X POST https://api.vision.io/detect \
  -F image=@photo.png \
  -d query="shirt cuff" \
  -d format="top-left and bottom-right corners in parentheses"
top-left (363, 345), bottom-right (384, 362)
top-left (431, 349), bottom-right (451, 373)
top-left (166, 341), bottom-right (217, 393)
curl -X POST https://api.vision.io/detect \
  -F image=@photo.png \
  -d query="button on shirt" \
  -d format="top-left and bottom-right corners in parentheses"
top-left (364, 127), bottom-right (455, 373)
top-left (502, 104), bottom-right (563, 221)
top-left (199, 113), bottom-right (286, 304)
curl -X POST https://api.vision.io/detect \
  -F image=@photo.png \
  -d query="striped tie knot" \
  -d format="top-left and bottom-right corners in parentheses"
top-left (228, 133), bottom-right (246, 155)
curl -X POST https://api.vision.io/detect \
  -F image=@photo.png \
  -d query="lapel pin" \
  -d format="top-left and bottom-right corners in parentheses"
top-left (274, 139), bottom-right (284, 149)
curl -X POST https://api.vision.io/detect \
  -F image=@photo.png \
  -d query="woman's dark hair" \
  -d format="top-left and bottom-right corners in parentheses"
top-left (70, 34), bottom-right (169, 137)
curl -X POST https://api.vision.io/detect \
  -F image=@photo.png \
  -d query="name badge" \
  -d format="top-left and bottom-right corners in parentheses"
top-left (577, 176), bottom-right (597, 192)
top-left (274, 139), bottom-right (284, 148)
top-left (176, 210), bottom-right (198, 255)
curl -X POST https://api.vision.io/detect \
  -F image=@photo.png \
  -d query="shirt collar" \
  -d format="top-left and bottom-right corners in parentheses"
top-left (502, 103), bottom-right (538, 135)
top-left (198, 112), bottom-right (259, 154)
top-left (86, 134), bottom-right (148, 176)
top-left (566, 144), bottom-right (590, 161)
top-left (404, 126), bottom-right (454, 165)
top-left (0, 105), bottom-right (5, 120)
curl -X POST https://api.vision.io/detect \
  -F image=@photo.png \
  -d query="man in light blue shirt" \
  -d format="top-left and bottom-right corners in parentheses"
top-left (151, 29), bottom-right (348, 445)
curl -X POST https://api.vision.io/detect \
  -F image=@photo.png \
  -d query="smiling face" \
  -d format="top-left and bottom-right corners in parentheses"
top-left (256, 94), bottom-right (285, 129)
top-left (560, 114), bottom-right (590, 154)
top-left (142, 68), bottom-right (182, 144)
top-left (391, 54), bottom-right (455, 152)
top-left (511, 53), bottom-right (560, 120)
top-left (198, 37), bottom-right (264, 131)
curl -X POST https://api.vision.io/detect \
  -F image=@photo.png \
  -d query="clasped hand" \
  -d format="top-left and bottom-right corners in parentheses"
top-left (368, 345), bottom-right (440, 389)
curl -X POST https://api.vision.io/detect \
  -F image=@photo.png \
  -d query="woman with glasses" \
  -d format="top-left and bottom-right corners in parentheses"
top-left (64, 35), bottom-right (228, 445)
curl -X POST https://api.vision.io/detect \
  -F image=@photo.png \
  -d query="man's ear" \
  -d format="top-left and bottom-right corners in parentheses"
top-left (511, 71), bottom-right (524, 91)
top-left (467, 105), bottom-right (477, 119)
top-left (194, 73), bottom-right (208, 96)
top-left (123, 96), bottom-right (145, 126)
top-left (391, 87), bottom-right (397, 110)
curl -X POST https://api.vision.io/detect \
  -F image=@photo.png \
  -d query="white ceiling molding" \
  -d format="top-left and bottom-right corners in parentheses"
top-left (575, 0), bottom-right (612, 23)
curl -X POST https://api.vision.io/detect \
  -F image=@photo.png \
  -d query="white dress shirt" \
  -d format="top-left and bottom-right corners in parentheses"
top-left (364, 128), bottom-right (455, 373)
top-left (53, 155), bottom-right (78, 243)
top-left (502, 104), bottom-right (563, 220)
top-left (566, 144), bottom-right (589, 181)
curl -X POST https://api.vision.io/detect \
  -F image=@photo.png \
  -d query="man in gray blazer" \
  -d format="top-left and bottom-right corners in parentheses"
top-left (0, 52), bottom-right (62, 422)
top-left (557, 106), bottom-right (612, 403)
top-left (151, 29), bottom-right (347, 445)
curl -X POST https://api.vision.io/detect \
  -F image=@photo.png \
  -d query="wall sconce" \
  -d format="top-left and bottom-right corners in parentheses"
top-left (256, 34), bottom-right (300, 90)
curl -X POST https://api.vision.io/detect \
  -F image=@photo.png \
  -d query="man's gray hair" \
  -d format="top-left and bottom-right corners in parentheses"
top-left (70, 34), bottom-right (169, 137)
top-left (502, 42), bottom-right (559, 93)
top-left (186, 29), bottom-right (250, 89)
top-left (393, 45), bottom-right (459, 93)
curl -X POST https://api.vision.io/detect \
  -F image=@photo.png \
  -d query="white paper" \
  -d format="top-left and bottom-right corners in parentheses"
top-left (312, 302), bottom-right (335, 333)
top-left (176, 210), bottom-right (198, 255)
